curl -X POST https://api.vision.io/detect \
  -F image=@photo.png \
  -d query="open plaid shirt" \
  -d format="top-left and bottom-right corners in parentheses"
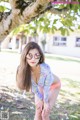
top-left (31, 62), bottom-right (54, 103)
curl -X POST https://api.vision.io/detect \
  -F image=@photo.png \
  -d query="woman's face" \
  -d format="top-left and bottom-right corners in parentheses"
top-left (26, 49), bottom-right (41, 67)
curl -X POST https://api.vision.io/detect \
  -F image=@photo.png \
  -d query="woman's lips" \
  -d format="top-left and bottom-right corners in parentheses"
top-left (31, 62), bottom-right (36, 64)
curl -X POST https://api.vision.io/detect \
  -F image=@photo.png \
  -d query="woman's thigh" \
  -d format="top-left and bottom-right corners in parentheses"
top-left (48, 86), bottom-right (61, 109)
top-left (35, 94), bottom-right (44, 108)
top-left (48, 74), bottom-right (61, 109)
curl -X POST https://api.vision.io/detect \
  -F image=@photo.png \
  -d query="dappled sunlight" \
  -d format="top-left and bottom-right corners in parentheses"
top-left (59, 78), bottom-right (80, 104)
top-left (0, 86), bottom-right (35, 120)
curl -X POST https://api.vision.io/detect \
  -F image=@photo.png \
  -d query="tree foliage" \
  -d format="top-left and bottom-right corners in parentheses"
top-left (0, 0), bottom-right (80, 41)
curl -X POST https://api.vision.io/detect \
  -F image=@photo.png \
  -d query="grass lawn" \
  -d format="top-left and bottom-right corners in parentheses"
top-left (50, 78), bottom-right (80, 120)
top-left (0, 52), bottom-right (80, 120)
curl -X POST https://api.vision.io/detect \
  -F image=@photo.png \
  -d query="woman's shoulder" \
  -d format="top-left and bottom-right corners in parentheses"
top-left (40, 62), bottom-right (51, 73)
top-left (40, 62), bottom-right (50, 68)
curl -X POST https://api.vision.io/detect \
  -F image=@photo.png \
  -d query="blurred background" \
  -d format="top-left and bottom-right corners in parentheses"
top-left (0, 0), bottom-right (80, 120)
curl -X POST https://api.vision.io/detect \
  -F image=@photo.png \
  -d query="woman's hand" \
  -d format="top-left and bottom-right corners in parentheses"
top-left (35, 94), bottom-right (43, 111)
top-left (36, 100), bottom-right (44, 111)
top-left (44, 102), bottom-right (50, 113)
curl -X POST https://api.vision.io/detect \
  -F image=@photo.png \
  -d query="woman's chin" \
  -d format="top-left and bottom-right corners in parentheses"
top-left (29, 63), bottom-right (37, 67)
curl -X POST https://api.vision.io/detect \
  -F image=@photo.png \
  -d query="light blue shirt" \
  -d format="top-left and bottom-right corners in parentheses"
top-left (31, 62), bottom-right (54, 103)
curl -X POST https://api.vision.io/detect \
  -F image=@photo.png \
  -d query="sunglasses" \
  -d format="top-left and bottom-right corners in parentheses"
top-left (26, 53), bottom-right (41, 60)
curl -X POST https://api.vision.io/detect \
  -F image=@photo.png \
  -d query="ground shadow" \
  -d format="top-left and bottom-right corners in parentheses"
top-left (0, 86), bottom-right (35, 120)
top-left (0, 86), bottom-right (80, 120)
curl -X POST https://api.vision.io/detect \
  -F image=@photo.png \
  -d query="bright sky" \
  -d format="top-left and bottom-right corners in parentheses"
top-left (0, 2), bottom-right (11, 11)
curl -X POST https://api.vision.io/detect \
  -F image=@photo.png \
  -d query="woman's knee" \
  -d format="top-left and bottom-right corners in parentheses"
top-left (35, 106), bottom-right (42, 114)
top-left (42, 109), bottom-right (50, 118)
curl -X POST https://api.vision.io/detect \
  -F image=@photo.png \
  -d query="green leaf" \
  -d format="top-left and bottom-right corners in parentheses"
top-left (66, 29), bottom-right (70, 36)
top-left (0, 5), bottom-right (7, 12)
top-left (53, 19), bottom-right (58, 24)
top-left (59, 27), bottom-right (70, 36)
top-left (78, 25), bottom-right (80, 29)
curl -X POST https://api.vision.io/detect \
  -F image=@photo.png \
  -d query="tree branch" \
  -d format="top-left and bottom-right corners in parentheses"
top-left (0, 0), bottom-right (49, 41)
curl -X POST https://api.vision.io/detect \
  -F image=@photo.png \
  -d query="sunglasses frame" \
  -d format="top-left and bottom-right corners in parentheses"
top-left (26, 53), bottom-right (41, 60)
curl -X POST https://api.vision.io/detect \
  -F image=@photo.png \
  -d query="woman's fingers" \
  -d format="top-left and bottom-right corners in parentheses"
top-left (36, 102), bottom-right (43, 111)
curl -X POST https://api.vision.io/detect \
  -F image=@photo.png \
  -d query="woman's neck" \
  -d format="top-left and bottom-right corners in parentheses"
top-left (31, 64), bottom-right (40, 73)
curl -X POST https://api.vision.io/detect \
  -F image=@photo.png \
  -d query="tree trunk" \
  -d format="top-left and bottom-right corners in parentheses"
top-left (1, 35), bottom-right (11, 49)
top-left (0, 0), bottom-right (50, 41)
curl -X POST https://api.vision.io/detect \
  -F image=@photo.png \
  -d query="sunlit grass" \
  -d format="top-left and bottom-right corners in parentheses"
top-left (50, 78), bottom-right (80, 120)
top-left (45, 54), bottom-right (80, 63)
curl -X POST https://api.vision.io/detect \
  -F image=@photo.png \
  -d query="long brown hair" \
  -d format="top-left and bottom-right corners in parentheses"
top-left (16, 42), bottom-right (45, 91)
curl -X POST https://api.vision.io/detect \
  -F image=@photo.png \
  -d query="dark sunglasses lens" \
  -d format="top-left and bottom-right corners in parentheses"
top-left (35, 54), bottom-right (40, 59)
top-left (26, 53), bottom-right (40, 60)
top-left (26, 54), bottom-right (32, 60)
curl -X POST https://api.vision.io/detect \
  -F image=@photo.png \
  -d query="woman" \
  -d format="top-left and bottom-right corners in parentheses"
top-left (16, 42), bottom-right (61, 120)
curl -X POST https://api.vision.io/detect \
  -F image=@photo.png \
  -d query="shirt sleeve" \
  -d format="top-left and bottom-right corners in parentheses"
top-left (44, 72), bottom-right (54, 103)
top-left (31, 83), bottom-right (43, 100)
top-left (36, 88), bottom-right (43, 100)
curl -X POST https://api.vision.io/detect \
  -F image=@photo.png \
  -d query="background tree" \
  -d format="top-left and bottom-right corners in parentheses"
top-left (0, 0), bottom-right (80, 41)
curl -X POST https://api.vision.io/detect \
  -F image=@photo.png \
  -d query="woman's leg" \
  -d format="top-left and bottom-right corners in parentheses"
top-left (42, 81), bottom-right (61, 120)
top-left (42, 109), bottom-right (50, 120)
top-left (34, 107), bottom-right (42, 120)
top-left (34, 95), bottom-right (43, 120)
top-left (49, 74), bottom-right (61, 109)
top-left (49, 86), bottom-right (61, 110)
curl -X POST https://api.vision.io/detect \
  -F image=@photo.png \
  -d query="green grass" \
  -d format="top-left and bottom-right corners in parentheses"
top-left (1, 51), bottom-right (80, 63)
top-left (50, 78), bottom-right (80, 120)
top-left (0, 78), bottom-right (80, 120)
top-left (45, 55), bottom-right (80, 63)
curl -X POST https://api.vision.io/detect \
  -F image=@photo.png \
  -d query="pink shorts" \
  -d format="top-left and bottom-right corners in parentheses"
top-left (50, 81), bottom-right (61, 90)
top-left (38, 81), bottom-right (61, 95)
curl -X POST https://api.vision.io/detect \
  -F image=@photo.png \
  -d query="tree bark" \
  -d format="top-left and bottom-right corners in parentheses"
top-left (0, 0), bottom-right (50, 41)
